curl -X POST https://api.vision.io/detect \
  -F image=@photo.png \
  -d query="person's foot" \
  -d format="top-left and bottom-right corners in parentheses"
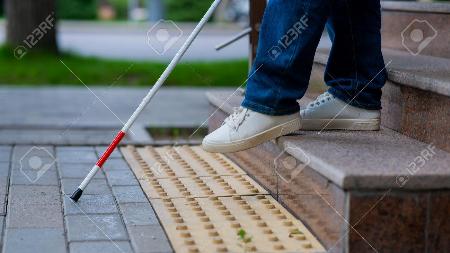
top-left (300, 92), bottom-right (380, 130)
top-left (202, 107), bottom-right (301, 153)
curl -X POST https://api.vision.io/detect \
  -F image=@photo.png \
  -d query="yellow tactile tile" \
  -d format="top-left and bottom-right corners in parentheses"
top-left (121, 145), bottom-right (326, 253)
top-left (121, 146), bottom-right (246, 179)
top-left (139, 175), bottom-right (267, 199)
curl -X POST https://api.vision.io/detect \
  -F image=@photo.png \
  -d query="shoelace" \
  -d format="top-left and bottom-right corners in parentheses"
top-left (224, 107), bottom-right (250, 131)
top-left (308, 92), bottom-right (335, 108)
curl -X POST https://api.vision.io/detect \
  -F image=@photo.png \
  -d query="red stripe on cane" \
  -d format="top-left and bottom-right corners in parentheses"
top-left (96, 131), bottom-right (126, 168)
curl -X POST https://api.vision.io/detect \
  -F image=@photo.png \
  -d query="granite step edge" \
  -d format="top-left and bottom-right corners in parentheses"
top-left (314, 48), bottom-right (450, 97)
top-left (206, 91), bottom-right (450, 191)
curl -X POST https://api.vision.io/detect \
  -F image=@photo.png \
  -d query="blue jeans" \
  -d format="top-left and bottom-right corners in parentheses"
top-left (242, 0), bottom-right (387, 116)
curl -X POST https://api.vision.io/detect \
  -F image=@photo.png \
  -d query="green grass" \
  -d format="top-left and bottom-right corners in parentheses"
top-left (0, 46), bottom-right (248, 87)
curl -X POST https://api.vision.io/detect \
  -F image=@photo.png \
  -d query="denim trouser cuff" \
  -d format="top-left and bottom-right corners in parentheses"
top-left (328, 88), bottom-right (382, 110)
top-left (241, 99), bottom-right (300, 116)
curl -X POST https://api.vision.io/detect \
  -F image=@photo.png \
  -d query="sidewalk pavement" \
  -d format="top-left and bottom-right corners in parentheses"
top-left (0, 86), bottom-right (233, 253)
top-left (1, 145), bottom-right (172, 253)
top-left (0, 87), bottom-right (233, 145)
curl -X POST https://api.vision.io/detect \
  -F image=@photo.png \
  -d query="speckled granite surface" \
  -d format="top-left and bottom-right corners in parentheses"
top-left (207, 91), bottom-right (450, 190)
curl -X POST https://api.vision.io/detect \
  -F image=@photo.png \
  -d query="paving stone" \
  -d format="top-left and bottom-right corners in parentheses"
top-left (0, 194), bottom-right (5, 215)
top-left (128, 225), bottom-right (172, 253)
top-left (8, 185), bottom-right (60, 205)
top-left (56, 147), bottom-right (98, 164)
top-left (0, 146), bottom-right (11, 162)
top-left (96, 146), bottom-right (123, 159)
top-left (0, 162), bottom-right (10, 174)
top-left (61, 178), bottom-right (110, 196)
top-left (11, 146), bottom-right (55, 166)
top-left (112, 185), bottom-right (148, 204)
top-left (120, 202), bottom-right (159, 226)
top-left (0, 162), bottom-right (9, 196)
top-left (105, 170), bottom-right (139, 186)
top-left (7, 186), bottom-right (62, 228)
top-left (57, 146), bottom-right (96, 153)
top-left (0, 216), bottom-right (4, 247)
top-left (7, 201), bottom-right (63, 228)
top-left (10, 167), bottom-right (58, 186)
top-left (12, 146), bottom-right (57, 170)
top-left (69, 241), bottom-right (134, 253)
top-left (12, 145), bottom-right (54, 156)
top-left (63, 194), bottom-right (118, 215)
top-left (65, 214), bottom-right (128, 241)
top-left (58, 163), bottom-right (105, 179)
top-left (2, 228), bottom-right (67, 253)
top-left (103, 158), bottom-right (130, 171)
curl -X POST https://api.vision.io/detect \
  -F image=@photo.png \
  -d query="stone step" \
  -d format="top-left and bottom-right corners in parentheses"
top-left (381, 1), bottom-right (450, 58)
top-left (206, 90), bottom-right (450, 253)
top-left (312, 47), bottom-right (450, 152)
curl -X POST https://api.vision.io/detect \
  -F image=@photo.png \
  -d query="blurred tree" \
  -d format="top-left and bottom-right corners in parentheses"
top-left (5, 0), bottom-right (58, 51)
top-left (0, 0), bottom-right (4, 17)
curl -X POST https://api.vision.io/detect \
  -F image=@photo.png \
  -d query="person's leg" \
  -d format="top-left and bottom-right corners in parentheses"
top-left (242, 0), bottom-right (333, 116)
top-left (203, 0), bottom-right (334, 153)
top-left (299, 0), bottom-right (387, 131)
top-left (325, 0), bottom-right (387, 109)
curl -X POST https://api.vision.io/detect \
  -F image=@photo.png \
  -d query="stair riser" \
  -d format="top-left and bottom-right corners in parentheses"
top-left (382, 82), bottom-right (450, 152)
top-left (311, 63), bottom-right (450, 152)
top-left (382, 10), bottom-right (450, 58)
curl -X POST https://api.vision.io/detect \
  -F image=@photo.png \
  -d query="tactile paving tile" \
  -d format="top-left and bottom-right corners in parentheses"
top-left (121, 146), bottom-right (246, 179)
top-left (121, 145), bottom-right (326, 253)
top-left (139, 175), bottom-right (267, 199)
top-left (152, 196), bottom-right (325, 253)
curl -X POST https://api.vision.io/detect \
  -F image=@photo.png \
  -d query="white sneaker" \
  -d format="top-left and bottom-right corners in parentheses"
top-left (202, 107), bottom-right (301, 153)
top-left (300, 92), bottom-right (380, 130)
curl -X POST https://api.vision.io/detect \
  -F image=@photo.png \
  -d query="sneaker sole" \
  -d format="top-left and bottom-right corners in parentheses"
top-left (301, 118), bottom-right (380, 131)
top-left (202, 118), bottom-right (301, 153)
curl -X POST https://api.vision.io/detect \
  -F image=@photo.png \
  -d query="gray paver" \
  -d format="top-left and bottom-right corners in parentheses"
top-left (2, 228), bottom-right (67, 253)
top-left (11, 146), bottom-right (55, 164)
top-left (0, 162), bottom-right (9, 175)
top-left (61, 178), bottom-right (110, 195)
top-left (0, 88), bottom-right (216, 135)
top-left (112, 186), bottom-right (148, 204)
top-left (10, 167), bottom-right (58, 186)
top-left (120, 203), bottom-right (159, 226)
top-left (8, 185), bottom-right (60, 205)
top-left (63, 194), bottom-right (118, 215)
top-left (0, 146), bottom-right (11, 162)
top-left (105, 170), bottom-right (139, 186)
top-left (7, 185), bottom-right (62, 229)
top-left (65, 214), bottom-right (128, 241)
top-left (58, 163), bottom-right (105, 179)
top-left (56, 148), bottom-right (98, 164)
top-left (10, 160), bottom-right (57, 172)
top-left (69, 241), bottom-right (134, 253)
top-left (102, 158), bottom-right (130, 171)
top-left (0, 195), bottom-right (5, 215)
top-left (7, 202), bottom-right (63, 229)
top-left (128, 225), bottom-right (172, 253)
top-left (0, 216), bottom-right (4, 248)
top-left (0, 162), bottom-right (9, 196)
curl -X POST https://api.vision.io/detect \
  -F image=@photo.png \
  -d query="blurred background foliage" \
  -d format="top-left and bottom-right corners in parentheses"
top-left (54, 0), bottom-right (213, 21)
top-left (57, 0), bottom-right (97, 20)
top-left (164, 0), bottom-right (212, 21)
